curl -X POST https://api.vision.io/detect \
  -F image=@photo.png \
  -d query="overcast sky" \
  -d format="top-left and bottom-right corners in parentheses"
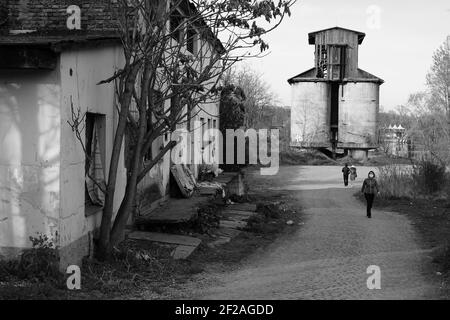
top-left (243, 0), bottom-right (450, 111)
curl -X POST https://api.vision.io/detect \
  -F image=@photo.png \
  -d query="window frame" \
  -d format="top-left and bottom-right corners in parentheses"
top-left (84, 112), bottom-right (106, 216)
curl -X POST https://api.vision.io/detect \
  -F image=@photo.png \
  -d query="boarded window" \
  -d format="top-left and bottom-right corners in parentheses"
top-left (85, 113), bottom-right (106, 212)
top-left (329, 45), bottom-right (346, 80)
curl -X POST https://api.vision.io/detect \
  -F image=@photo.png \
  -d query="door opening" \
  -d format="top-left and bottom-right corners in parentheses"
top-left (330, 83), bottom-right (340, 158)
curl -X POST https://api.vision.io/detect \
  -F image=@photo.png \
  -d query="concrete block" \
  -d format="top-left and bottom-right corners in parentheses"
top-left (220, 220), bottom-right (246, 229)
top-left (171, 245), bottom-right (198, 260)
top-left (128, 231), bottom-right (201, 247)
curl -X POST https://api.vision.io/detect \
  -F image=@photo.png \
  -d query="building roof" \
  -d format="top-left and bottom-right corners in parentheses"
top-left (0, 0), bottom-right (225, 54)
top-left (287, 67), bottom-right (384, 84)
top-left (0, 31), bottom-right (121, 49)
top-left (308, 27), bottom-right (366, 45)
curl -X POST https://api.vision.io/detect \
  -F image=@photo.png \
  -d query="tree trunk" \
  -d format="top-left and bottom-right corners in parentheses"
top-left (110, 64), bottom-right (151, 248)
top-left (96, 64), bottom-right (141, 260)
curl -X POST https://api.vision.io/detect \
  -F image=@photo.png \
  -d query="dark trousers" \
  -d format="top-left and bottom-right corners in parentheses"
top-left (364, 193), bottom-right (375, 217)
top-left (343, 174), bottom-right (349, 186)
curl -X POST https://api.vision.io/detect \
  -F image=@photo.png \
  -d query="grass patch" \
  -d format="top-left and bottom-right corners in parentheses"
top-left (280, 149), bottom-right (336, 166)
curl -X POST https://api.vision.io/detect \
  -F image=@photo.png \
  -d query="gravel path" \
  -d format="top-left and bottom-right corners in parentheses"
top-left (188, 166), bottom-right (439, 300)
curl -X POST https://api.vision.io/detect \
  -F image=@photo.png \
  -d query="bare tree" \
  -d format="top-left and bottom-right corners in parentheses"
top-left (68, 0), bottom-right (296, 259)
top-left (406, 92), bottom-right (450, 164)
top-left (426, 38), bottom-right (450, 121)
top-left (223, 64), bottom-right (279, 128)
top-left (398, 38), bottom-right (450, 164)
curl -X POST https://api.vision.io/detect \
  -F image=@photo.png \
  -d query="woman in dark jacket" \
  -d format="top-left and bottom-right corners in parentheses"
top-left (361, 171), bottom-right (379, 218)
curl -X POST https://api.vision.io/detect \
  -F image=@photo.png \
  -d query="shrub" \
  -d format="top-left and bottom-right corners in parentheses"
top-left (377, 160), bottom-right (448, 199)
top-left (8, 233), bottom-right (62, 284)
top-left (377, 165), bottom-right (415, 199)
top-left (412, 160), bottom-right (447, 195)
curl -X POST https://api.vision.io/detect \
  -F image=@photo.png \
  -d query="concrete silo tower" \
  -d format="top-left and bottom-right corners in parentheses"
top-left (288, 27), bottom-right (384, 160)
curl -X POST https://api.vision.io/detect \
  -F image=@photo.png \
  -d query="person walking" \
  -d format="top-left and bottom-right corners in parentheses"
top-left (342, 163), bottom-right (350, 186)
top-left (349, 165), bottom-right (357, 187)
top-left (361, 171), bottom-right (379, 218)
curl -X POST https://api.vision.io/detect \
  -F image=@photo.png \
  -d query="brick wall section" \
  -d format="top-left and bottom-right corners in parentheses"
top-left (2, 0), bottom-right (120, 33)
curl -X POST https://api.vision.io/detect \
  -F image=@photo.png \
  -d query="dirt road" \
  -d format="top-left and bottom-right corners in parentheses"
top-left (185, 166), bottom-right (440, 299)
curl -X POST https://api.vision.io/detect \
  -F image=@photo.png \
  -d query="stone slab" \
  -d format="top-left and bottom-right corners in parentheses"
top-left (220, 220), bottom-right (247, 229)
top-left (172, 245), bottom-right (198, 260)
top-left (136, 196), bottom-right (206, 224)
top-left (216, 227), bottom-right (242, 238)
top-left (128, 231), bottom-right (201, 247)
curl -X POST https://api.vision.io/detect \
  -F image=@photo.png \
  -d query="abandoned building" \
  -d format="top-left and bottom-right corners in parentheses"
top-left (288, 27), bottom-right (384, 160)
top-left (379, 125), bottom-right (410, 158)
top-left (0, 1), bottom-right (221, 267)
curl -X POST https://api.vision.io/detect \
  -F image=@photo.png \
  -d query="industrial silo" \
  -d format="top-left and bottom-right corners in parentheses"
top-left (288, 27), bottom-right (384, 160)
top-left (290, 80), bottom-right (330, 147)
top-left (338, 82), bottom-right (379, 151)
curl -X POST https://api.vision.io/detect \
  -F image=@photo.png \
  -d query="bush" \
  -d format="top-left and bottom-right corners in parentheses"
top-left (3, 233), bottom-right (62, 284)
top-left (377, 160), bottom-right (448, 199)
top-left (377, 165), bottom-right (415, 199)
top-left (412, 160), bottom-right (447, 195)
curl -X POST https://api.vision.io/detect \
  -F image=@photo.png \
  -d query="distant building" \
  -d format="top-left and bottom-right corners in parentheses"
top-left (288, 27), bottom-right (384, 160)
top-left (379, 125), bottom-right (410, 158)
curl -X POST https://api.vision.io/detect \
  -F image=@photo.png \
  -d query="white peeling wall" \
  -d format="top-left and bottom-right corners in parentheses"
top-left (0, 69), bottom-right (61, 258)
top-left (339, 82), bottom-right (379, 148)
top-left (59, 44), bottom-right (126, 266)
top-left (290, 82), bottom-right (330, 145)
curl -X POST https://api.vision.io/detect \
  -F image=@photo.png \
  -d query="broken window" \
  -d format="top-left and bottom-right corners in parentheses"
top-left (85, 113), bottom-right (106, 213)
top-left (187, 26), bottom-right (197, 54)
top-left (200, 117), bottom-right (206, 149)
top-left (144, 90), bottom-right (164, 162)
top-left (170, 9), bottom-right (184, 42)
top-left (329, 45), bottom-right (346, 80)
top-left (316, 44), bottom-right (328, 78)
top-left (316, 44), bottom-right (346, 80)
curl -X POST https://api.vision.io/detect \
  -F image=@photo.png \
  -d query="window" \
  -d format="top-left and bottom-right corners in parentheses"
top-left (85, 113), bottom-right (106, 215)
top-left (200, 117), bottom-right (206, 148)
top-left (316, 44), bottom-right (328, 78)
top-left (329, 45), bottom-right (346, 80)
top-left (144, 90), bottom-right (164, 162)
top-left (187, 27), bottom-right (197, 54)
top-left (170, 9), bottom-right (184, 42)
